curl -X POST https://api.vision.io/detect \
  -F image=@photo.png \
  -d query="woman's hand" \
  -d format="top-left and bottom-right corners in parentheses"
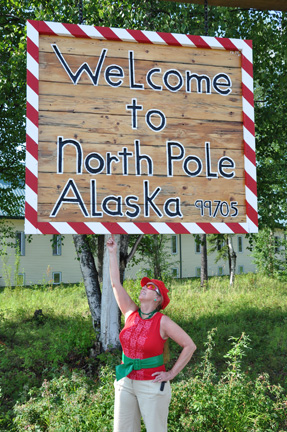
top-left (106, 235), bottom-right (117, 253)
top-left (151, 371), bottom-right (174, 383)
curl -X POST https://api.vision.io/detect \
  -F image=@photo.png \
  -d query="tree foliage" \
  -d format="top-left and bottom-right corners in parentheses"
top-left (133, 234), bottom-right (175, 280)
top-left (1, 1), bottom-right (286, 227)
top-left (250, 228), bottom-right (287, 278)
top-left (217, 9), bottom-right (287, 228)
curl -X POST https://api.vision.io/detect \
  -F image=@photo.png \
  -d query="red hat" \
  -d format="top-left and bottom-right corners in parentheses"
top-left (140, 277), bottom-right (170, 310)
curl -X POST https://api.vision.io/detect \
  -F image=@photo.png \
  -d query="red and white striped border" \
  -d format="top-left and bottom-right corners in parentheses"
top-left (25, 20), bottom-right (258, 235)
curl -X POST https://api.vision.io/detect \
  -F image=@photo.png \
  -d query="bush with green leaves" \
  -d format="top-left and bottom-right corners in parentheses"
top-left (169, 329), bottom-right (287, 432)
top-left (13, 366), bottom-right (115, 432)
top-left (13, 330), bottom-right (287, 432)
top-left (250, 228), bottom-right (287, 280)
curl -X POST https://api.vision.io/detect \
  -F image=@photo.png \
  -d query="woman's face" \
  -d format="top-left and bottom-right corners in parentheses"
top-left (139, 282), bottom-right (161, 301)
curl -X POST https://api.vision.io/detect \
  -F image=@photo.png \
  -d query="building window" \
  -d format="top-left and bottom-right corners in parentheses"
top-left (195, 241), bottom-right (201, 254)
top-left (171, 235), bottom-right (177, 254)
top-left (218, 266), bottom-right (224, 276)
top-left (238, 236), bottom-right (243, 253)
top-left (52, 272), bottom-right (62, 284)
top-left (171, 268), bottom-right (178, 278)
top-left (274, 236), bottom-right (280, 253)
top-left (217, 239), bottom-right (224, 251)
top-left (52, 235), bottom-right (62, 256)
top-left (196, 267), bottom-right (201, 277)
top-left (238, 265), bottom-right (244, 274)
top-left (15, 232), bottom-right (25, 256)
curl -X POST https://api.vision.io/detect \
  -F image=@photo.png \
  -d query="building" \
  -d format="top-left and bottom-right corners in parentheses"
top-left (0, 180), bottom-right (257, 286)
top-left (0, 222), bottom-right (256, 287)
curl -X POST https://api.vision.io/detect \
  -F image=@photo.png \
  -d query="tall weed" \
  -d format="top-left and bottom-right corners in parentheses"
top-left (13, 330), bottom-right (287, 432)
top-left (1, 275), bottom-right (287, 431)
top-left (169, 330), bottom-right (287, 432)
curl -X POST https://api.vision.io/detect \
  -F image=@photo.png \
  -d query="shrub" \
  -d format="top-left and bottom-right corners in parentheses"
top-left (13, 366), bottom-right (115, 432)
top-left (169, 330), bottom-right (287, 432)
top-left (13, 331), bottom-right (287, 432)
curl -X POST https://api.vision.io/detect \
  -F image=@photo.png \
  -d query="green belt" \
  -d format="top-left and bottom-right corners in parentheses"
top-left (116, 352), bottom-right (164, 381)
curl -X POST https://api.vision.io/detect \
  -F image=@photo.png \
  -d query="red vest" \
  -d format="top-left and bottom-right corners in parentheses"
top-left (119, 310), bottom-right (167, 380)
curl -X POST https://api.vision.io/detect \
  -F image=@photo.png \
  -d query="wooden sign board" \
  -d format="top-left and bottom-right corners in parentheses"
top-left (25, 20), bottom-right (258, 235)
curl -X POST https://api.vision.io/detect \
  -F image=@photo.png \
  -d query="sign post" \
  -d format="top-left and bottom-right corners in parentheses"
top-left (25, 20), bottom-right (257, 235)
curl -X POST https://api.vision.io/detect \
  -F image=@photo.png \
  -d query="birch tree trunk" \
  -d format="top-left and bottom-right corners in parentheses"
top-left (119, 234), bottom-right (129, 283)
top-left (100, 234), bottom-right (121, 351)
top-left (73, 234), bottom-right (101, 334)
top-left (97, 235), bottom-right (105, 283)
top-left (227, 235), bottom-right (237, 286)
top-left (201, 234), bottom-right (208, 287)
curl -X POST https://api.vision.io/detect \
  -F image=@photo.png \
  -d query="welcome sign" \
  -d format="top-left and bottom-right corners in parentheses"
top-left (25, 20), bottom-right (258, 234)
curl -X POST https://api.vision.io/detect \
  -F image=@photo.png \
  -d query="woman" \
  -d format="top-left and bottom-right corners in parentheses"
top-left (107, 236), bottom-right (196, 432)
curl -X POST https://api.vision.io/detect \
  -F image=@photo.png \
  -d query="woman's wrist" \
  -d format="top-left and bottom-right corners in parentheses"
top-left (167, 369), bottom-right (176, 380)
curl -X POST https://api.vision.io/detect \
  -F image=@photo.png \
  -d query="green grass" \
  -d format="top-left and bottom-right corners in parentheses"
top-left (0, 285), bottom-right (96, 419)
top-left (126, 273), bottom-right (287, 384)
top-left (1, 274), bottom-right (287, 431)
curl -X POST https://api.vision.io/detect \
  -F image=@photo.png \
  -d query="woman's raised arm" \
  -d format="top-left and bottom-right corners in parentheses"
top-left (107, 236), bottom-right (137, 319)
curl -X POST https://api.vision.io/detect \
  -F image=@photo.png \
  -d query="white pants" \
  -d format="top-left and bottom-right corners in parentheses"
top-left (113, 377), bottom-right (172, 432)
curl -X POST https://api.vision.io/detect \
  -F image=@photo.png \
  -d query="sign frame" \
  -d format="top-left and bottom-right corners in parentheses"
top-left (25, 19), bottom-right (258, 235)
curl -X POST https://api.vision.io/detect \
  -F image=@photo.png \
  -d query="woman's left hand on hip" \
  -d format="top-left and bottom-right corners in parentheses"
top-left (151, 371), bottom-right (173, 382)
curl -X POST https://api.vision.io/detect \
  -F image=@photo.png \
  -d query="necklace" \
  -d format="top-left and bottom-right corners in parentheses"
top-left (138, 308), bottom-right (158, 319)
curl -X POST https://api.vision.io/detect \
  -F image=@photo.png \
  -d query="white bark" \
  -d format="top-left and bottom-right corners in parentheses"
top-left (201, 234), bottom-right (208, 287)
top-left (73, 234), bottom-right (101, 333)
top-left (100, 234), bottom-right (121, 351)
top-left (227, 235), bottom-right (237, 286)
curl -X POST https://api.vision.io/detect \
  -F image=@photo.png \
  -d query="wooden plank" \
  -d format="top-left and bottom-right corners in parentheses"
top-left (38, 121), bottom-right (244, 146)
top-left (38, 112), bottom-right (242, 138)
top-left (37, 204), bottom-right (246, 223)
top-left (39, 50), bottom-right (242, 89)
top-left (39, 80), bottom-right (242, 106)
top-left (38, 143), bottom-right (244, 175)
top-left (37, 174), bottom-right (246, 210)
top-left (39, 35), bottom-right (242, 67)
top-left (39, 63), bottom-right (242, 96)
top-left (39, 97), bottom-right (242, 124)
top-left (39, 82), bottom-right (242, 119)
top-left (160, 0), bottom-right (287, 11)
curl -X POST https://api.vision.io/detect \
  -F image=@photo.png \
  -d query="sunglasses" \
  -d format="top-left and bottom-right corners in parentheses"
top-left (146, 283), bottom-right (161, 296)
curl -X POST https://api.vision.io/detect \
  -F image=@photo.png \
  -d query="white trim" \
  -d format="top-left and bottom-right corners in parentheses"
top-left (27, 21), bottom-right (39, 46)
top-left (25, 185), bottom-right (38, 211)
top-left (79, 25), bottom-right (106, 39)
top-left (244, 156), bottom-right (257, 179)
top-left (171, 33), bottom-right (196, 47)
top-left (27, 86), bottom-right (39, 111)
top-left (243, 127), bottom-right (256, 151)
top-left (111, 28), bottom-right (138, 42)
top-left (242, 98), bottom-right (254, 122)
top-left (150, 223), bottom-right (174, 234)
top-left (50, 222), bottom-right (77, 234)
top-left (245, 186), bottom-right (258, 211)
top-left (241, 69), bottom-right (253, 91)
top-left (142, 30), bottom-right (167, 44)
top-left (26, 119), bottom-right (38, 144)
top-left (26, 53), bottom-right (39, 79)
top-left (46, 21), bottom-right (74, 36)
top-left (118, 222), bottom-right (143, 234)
top-left (84, 222), bottom-right (111, 234)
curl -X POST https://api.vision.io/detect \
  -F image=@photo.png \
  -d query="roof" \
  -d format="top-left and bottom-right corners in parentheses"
top-left (0, 179), bottom-right (25, 218)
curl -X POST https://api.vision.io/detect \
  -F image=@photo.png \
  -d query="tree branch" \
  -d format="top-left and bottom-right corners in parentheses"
top-left (127, 234), bottom-right (144, 264)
